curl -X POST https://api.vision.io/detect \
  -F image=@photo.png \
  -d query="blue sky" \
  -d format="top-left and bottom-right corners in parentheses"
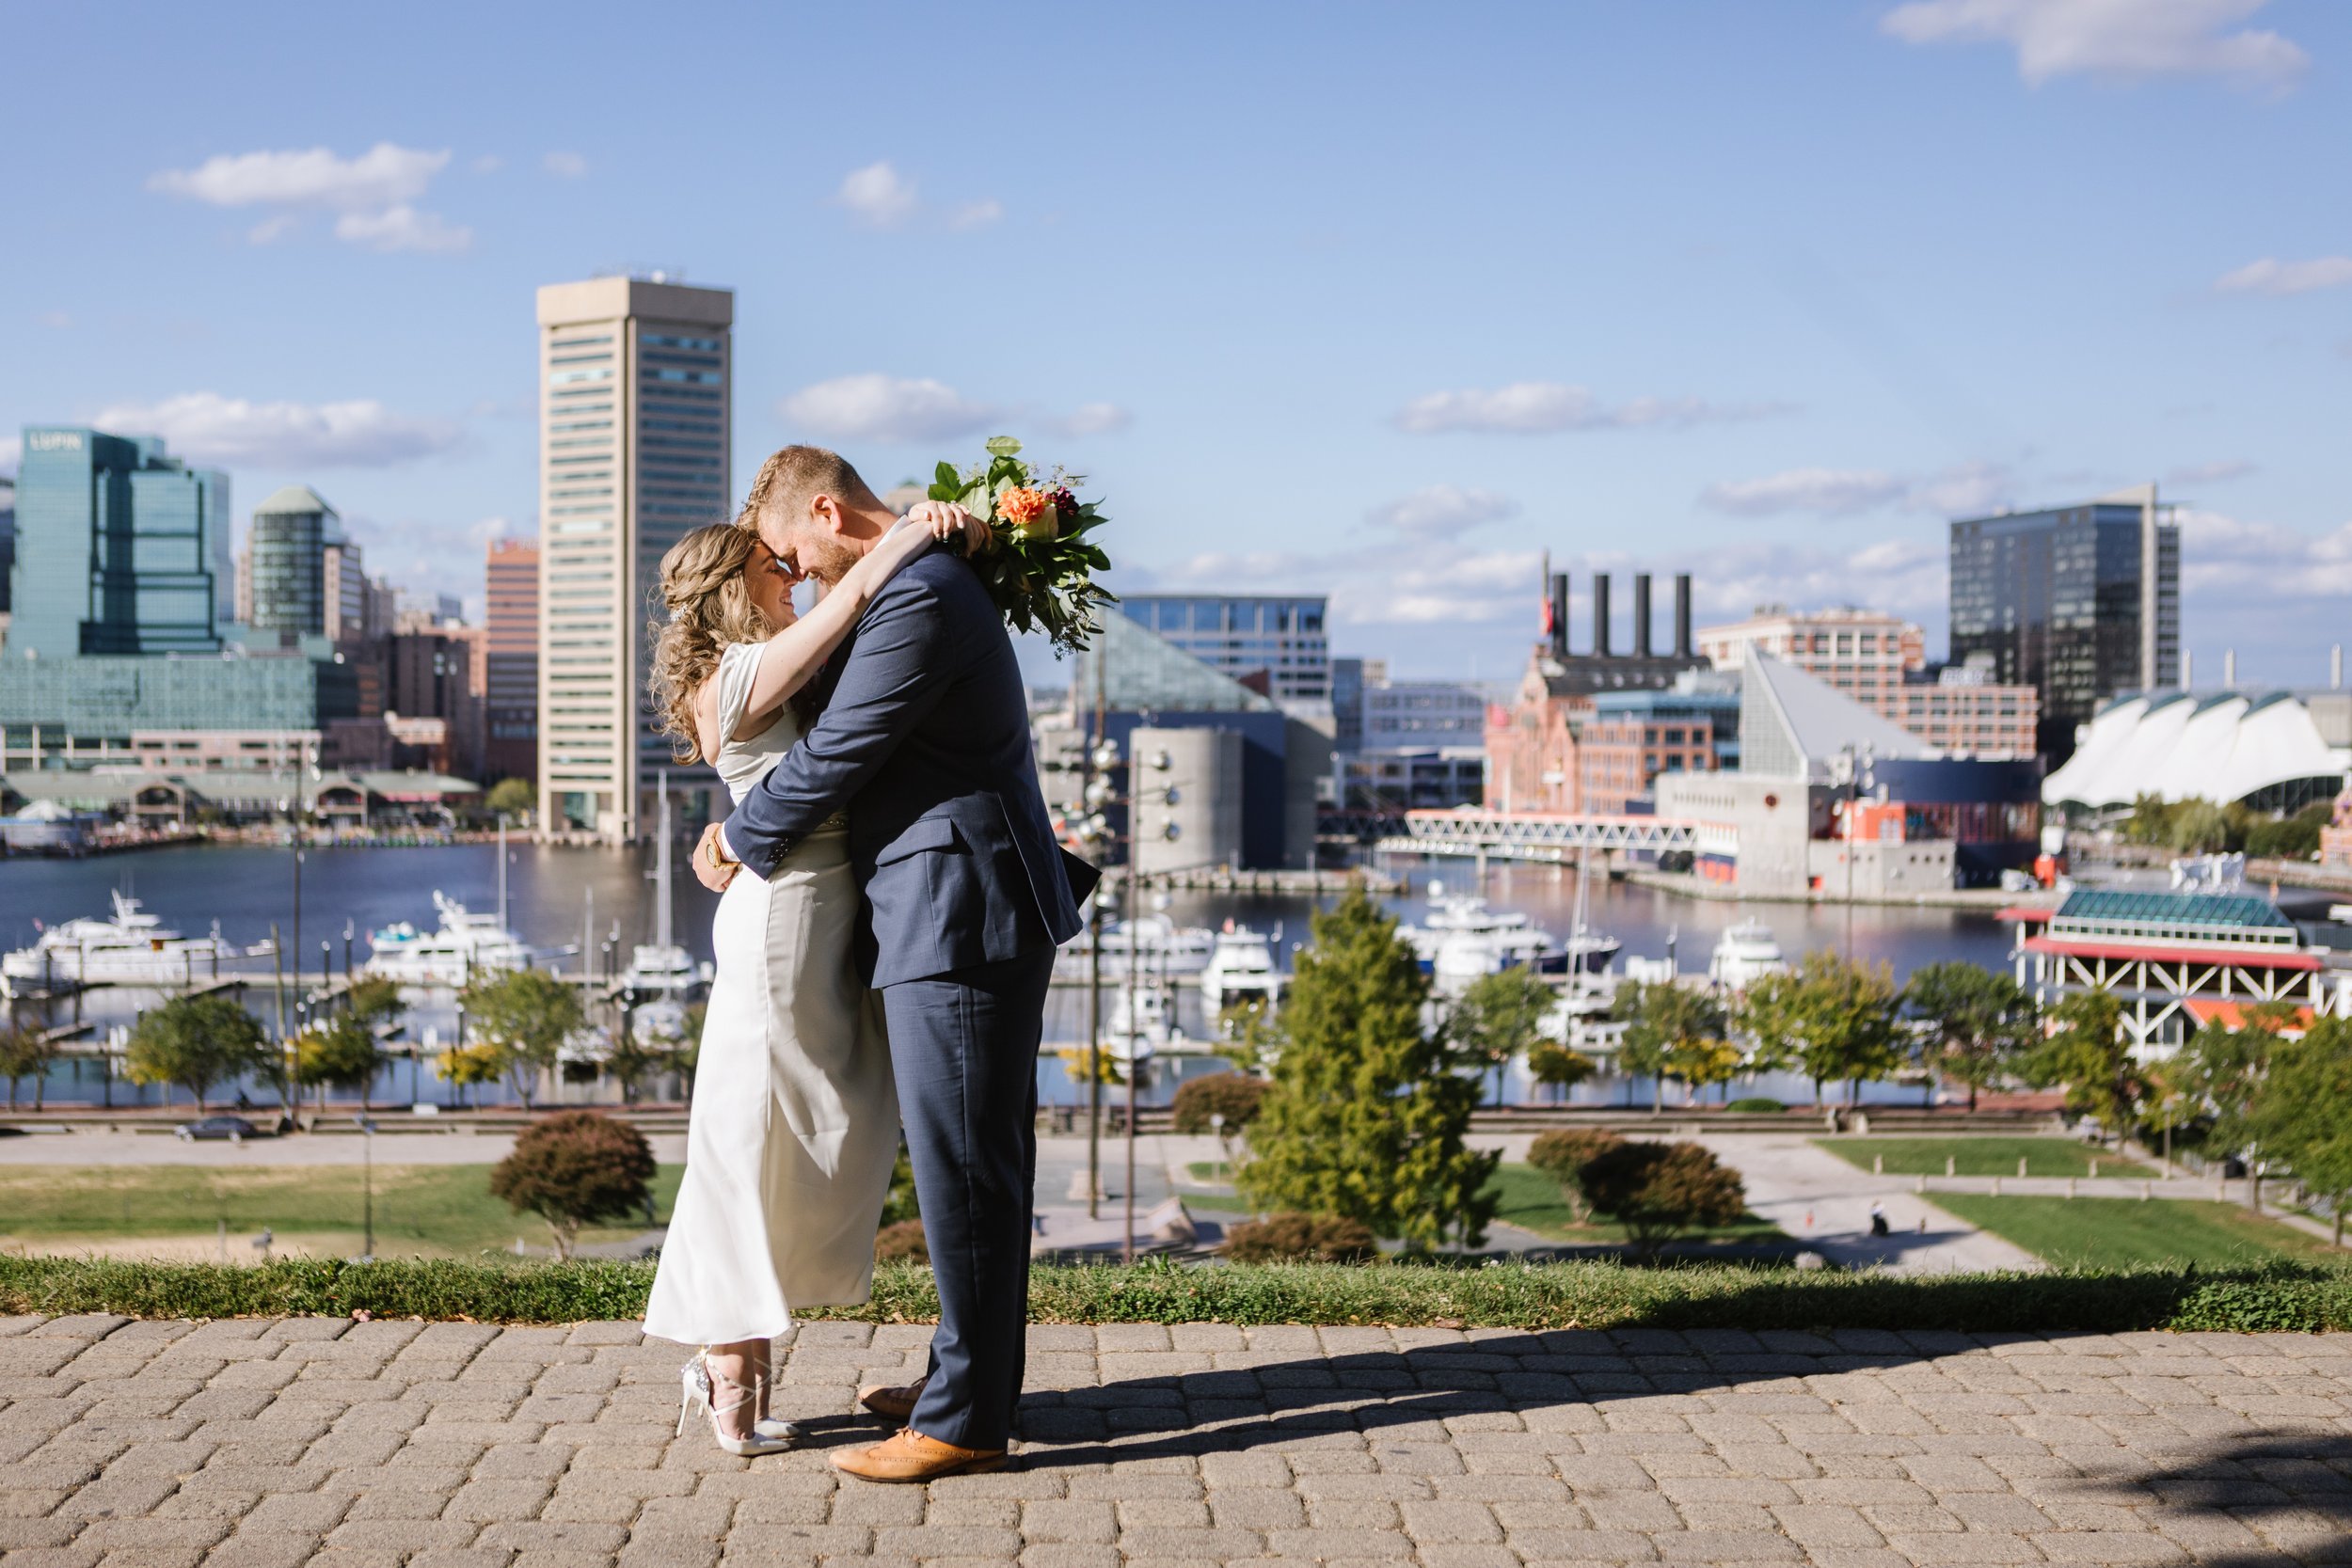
top-left (4, 0), bottom-right (2347, 686)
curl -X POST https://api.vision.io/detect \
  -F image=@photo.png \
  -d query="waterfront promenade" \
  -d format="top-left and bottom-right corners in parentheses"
top-left (5, 1310), bottom-right (2350, 1567)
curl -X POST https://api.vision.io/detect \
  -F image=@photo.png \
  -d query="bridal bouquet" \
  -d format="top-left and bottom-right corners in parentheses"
top-left (929, 436), bottom-right (1115, 655)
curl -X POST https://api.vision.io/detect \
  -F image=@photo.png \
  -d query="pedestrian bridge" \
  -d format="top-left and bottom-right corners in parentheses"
top-left (1375, 807), bottom-right (1700, 863)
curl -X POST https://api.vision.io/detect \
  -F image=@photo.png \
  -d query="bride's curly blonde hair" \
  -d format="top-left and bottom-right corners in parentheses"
top-left (649, 523), bottom-right (773, 762)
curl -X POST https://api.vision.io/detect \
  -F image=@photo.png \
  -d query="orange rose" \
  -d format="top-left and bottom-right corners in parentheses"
top-left (999, 485), bottom-right (1059, 541)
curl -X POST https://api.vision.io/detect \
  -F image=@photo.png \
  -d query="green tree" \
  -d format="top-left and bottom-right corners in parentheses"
top-left (437, 1042), bottom-right (504, 1110)
top-left (1527, 1128), bottom-right (1624, 1222)
top-left (1448, 966), bottom-right (1557, 1107)
top-left (2168, 800), bottom-right (2233, 853)
top-left (294, 1017), bottom-right (385, 1111)
top-left (460, 969), bottom-right (584, 1109)
top-left (601, 1028), bottom-right (674, 1105)
top-left (2022, 988), bottom-right (2140, 1137)
top-left (1902, 960), bottom-right (2038, 1111)
top-left (485, 777), bottom-right (536, 819)
top-left (124, 994), bottom-right (267, 1111)
top-left (1235, 886), bottom-right (1499, 1251)
top-left (0, 1018), bottom-right (58, 1111)
top-left (345, 976), bottom-right (406, 1037)
top-left (1212, 996), bottom-right (1283, 1074)
top-left (1576, 1139), bottom-right (1748, 1260)
top-left (1613, 980), bottom-right (1729, 1113)
top-left (488, 1109), bottom-right (657, 1259)
top-left (1739, 951), bottom-right (1903, 1107)
top-left (2248, 1018), bottom-right (2352, 1244)
top-left (1525, 1040), bottom-right (1596, 1103)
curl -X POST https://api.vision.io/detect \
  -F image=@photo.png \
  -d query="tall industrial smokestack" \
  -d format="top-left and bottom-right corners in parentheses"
top-left (1673, 574), bottom-right (1692, 658)
top-left (1633, 573), bottom-right (1653, 657)
top-left (1547, 572), bottom-right (1570, 661)
top-left (1592, 573), bottom-right (1612, 657)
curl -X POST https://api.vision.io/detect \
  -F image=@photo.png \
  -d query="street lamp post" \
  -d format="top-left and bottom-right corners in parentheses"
top-left (355, 1115), bottom-right (376, 1260)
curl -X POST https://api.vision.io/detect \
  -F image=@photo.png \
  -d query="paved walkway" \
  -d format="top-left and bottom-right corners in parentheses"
top-left (6, 1313), bottom-right (2352, 1567)
top-left (1686, 1137), bottom-right (2043, 1275)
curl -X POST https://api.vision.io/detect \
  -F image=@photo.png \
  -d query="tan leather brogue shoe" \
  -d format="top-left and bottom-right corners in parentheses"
top-left (856, 1378), bottom-right (927, 1423)
top-left (829, 1428), bottom-right (1006, 1483)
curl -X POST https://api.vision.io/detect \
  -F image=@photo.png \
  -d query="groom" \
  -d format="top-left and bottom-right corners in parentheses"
top-left (693, 445), bottom-right (1085, 1482)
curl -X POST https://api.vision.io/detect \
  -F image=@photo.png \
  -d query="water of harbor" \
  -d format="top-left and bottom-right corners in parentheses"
top-left (0, 843), bottom-right (2021, 1113)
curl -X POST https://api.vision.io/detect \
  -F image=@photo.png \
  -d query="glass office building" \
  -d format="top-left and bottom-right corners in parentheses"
top-left (1949, 484), bottom-right (2178, 759)
top-left (243, 484), bottom-right (346, 640)
top-left (1120, 594), bottom-right (1330, 705)
top-left (10, 427), bottom-right (230, 658)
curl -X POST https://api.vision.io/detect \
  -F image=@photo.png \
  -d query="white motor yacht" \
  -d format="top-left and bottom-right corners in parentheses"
top-left (1707, 918), bottom-right (1788, 990)
top-left (1200, 924), bottom-right (1288, 1012)
top-left (1056, 914), bottom-right (1217, 979)
top-left (3, 891), bottom-right (242, 989)
top-left (364, 892), bottom-right (531, 986)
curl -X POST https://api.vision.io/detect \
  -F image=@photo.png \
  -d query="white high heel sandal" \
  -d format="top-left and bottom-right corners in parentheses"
top-left (677, 1351), bottom-right (799, 1455)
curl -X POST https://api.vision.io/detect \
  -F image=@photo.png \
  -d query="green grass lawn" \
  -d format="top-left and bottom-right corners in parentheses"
top-left (1815, 1136), bottom-right (2152, 1179)
top-left (0, 1164), bottom-right (684, 1258)
top-left (1183, 1162), bottom-right (1783, 1247)
top-left (1933, 1194), bottom-right (2341, 1268)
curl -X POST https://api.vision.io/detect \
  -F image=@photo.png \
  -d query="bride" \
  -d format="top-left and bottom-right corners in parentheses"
top-left (642, 502), bottom-right (976, 1454)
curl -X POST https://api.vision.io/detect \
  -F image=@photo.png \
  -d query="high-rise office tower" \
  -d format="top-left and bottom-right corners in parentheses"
top-left (10, 427), bottom-right (230, 657)
top-left (241, 484), bottom-right (365, 641)
top-left (1948, 483), bottom-right (2179, 759)
top-left (533, 275), bottom-right (733, 841)
top-left (0, 475), bottom-right (15, 620)
top-left (1119, 594), bottom-right (1332, 706)
top-left (485, 536), bottom-right (540, 784)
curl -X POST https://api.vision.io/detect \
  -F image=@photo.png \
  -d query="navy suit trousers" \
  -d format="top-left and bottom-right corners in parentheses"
top-left (881, 945), bottom-right (1055, 1450)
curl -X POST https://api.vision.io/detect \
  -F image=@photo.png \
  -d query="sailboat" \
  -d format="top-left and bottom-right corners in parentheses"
top-left (625, 773), bottom-right (699, 994)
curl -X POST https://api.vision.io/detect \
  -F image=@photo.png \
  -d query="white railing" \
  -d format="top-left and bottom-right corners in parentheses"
top-left (1376, 807), bottom-right (1699, 862)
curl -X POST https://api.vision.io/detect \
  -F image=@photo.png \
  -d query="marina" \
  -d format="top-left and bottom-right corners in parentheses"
top-left (3, 838), bottom-right (2049, 1112)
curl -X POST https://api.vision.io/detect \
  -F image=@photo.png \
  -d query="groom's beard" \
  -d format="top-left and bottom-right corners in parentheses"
top-left (794, 531), bottom-right (862, 589)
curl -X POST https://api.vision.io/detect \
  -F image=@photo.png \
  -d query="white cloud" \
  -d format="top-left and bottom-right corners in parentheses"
top-left (780, 374), bottom-right (1001, 444)
top-left (834, 161), bottom-right (917, 227)
top-left (1883, 0), bottom-right (2309, 90)
top-left (1394, 381), bottom-right (1787, 435)
top-left (333, 205), bottom-right (472, 254)
top-left (1366, 484), bottom-right (1519, 537)
top-left (1700, 460), bottom-right (2014, 518)
top-left (2176, 507), bottom-right (2352, 599)
top-left (543, 150), bottom-right (588, 179)
top-left (91, 392), bottom-right (463, 468)
top-left (471, 154), bottom-right (503, 175)
top-left (150, 143), bottom-right (451, 210)
top-left (1132, 546), bottom-right (1547, 629)
top-left (2167, 458), bottom-right (2256, 486)
top-left (150, 142), bottom-right (470, 254)
top-left (0, 435), bottom-right (20, 475)
top-left (1701, 468), bottom-right (1906, 517)
top-left (947, 199), bottom-right (1004, 230)
top-left (2214, 256), bottom-right (2352, 295)
top-left (1044, 402), bottom-right (1133, 437)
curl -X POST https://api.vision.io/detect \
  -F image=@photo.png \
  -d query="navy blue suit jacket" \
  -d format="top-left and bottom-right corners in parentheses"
top-left (720, 544), bottom-right (1086, 989)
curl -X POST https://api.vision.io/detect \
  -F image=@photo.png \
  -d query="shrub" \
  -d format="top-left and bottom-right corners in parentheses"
top-left (1171, 1072), bottom-right (1266, 1134)
top-left (1724, 1097), bottom-right (1786, 1113)
top-left (0, 1020), bottom-right (58, 1111)
top-left (488, 1110), bottom-right (656, 1259)
top-left (1220, 1212), bottom-right (1379, 1264)
top-left (874, 1220), bottom-right (930, 1263)
top-left (1526, 1128), bottom-right (1625, 1222)
top-left (1577, 1140), bottom-right (1747, 1259)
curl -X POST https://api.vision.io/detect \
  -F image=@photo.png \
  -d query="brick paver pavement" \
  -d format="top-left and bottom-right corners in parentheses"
top-left (5, 1312), bottom-right (2351, 1567)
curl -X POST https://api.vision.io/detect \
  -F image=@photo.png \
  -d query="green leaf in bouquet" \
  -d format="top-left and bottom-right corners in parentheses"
top-left (933, 460), bottom-right (961, 489)
top-left (985, 436), bottom-right (1022, 459)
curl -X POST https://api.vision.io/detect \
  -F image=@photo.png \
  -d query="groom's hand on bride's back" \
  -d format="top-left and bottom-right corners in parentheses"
top-left (692, 823), bottom-right (740, 892)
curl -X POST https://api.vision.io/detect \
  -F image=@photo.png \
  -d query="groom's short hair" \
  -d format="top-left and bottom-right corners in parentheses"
top-left (741, 445), bottom-right (878, 533)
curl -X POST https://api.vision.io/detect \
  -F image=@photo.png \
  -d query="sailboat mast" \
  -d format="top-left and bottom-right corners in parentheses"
top-left (496, 817), bottom-right (509, 932)
top-left (655, 772), bottom-right (673, 952)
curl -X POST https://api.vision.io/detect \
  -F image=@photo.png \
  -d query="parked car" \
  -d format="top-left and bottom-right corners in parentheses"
top-left (175, 1115), bottom-right (262, 1142)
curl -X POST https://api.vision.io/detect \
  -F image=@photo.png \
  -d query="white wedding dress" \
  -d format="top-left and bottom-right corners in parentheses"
top-left (644, 641), bottom-right (898, 1345)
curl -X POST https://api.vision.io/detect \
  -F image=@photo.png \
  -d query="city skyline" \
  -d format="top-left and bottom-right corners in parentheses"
top-left (3, 3), bottom-right (2349, 684)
